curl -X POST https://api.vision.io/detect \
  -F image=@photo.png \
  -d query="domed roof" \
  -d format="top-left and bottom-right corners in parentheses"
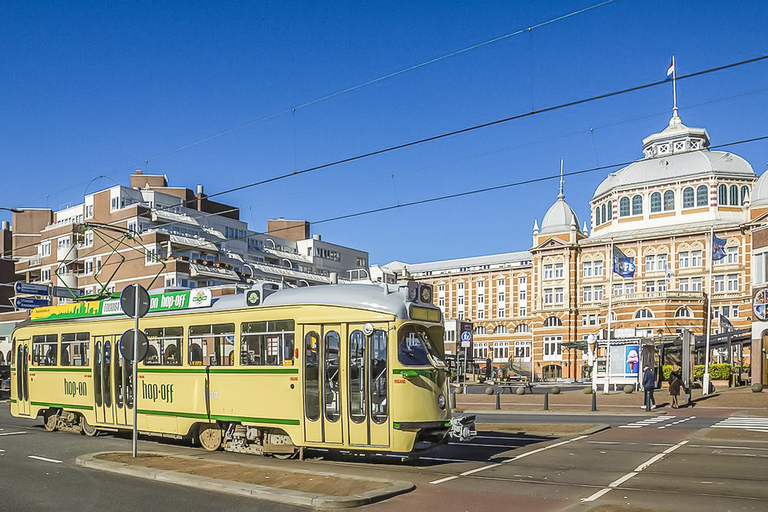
top-left (592, 114), bottom-right (756, 200)
top-left (751, 170), bottom-right (768, 207)
top-left (540, 189), bottom-right (579, 235)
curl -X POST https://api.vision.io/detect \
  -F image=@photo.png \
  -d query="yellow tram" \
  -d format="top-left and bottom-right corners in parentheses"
top-left (10, 281), bottom-right (474, 456)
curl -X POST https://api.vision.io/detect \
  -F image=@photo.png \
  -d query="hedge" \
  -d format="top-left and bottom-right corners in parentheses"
top-left (661, 364), bottom-right (741, 381)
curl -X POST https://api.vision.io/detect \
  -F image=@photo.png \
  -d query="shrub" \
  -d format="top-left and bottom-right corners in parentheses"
top-left (692, 364), bottom-right (731, 381)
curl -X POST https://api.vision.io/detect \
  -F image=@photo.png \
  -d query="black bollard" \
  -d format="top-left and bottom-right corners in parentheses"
top-left (452, 391), bottom-right (457, 409)
top-left (495, 391), bottom-right (501, 410)
top-left (544, 391), bottom-right (549, 411)
top-left (592, 392), bottom-right (597, 412)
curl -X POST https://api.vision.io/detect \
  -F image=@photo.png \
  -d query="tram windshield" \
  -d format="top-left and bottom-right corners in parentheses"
top-left (398, 325), bottom-right (445, 368)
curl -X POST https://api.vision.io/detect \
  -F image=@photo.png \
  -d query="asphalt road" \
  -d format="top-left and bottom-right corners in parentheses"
top-left (3, 399), bottom-right (768, 512)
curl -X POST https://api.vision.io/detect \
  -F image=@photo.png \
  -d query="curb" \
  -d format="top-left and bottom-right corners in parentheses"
top-left (76, 452), bottom-right (414, 509)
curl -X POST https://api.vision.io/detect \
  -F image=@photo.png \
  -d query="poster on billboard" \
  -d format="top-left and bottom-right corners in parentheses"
top-left (625, 345), bottom-right (640, 374)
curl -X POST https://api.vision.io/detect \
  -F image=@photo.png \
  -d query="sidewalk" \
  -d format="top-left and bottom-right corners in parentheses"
top-left (453, 383), bottom-right (767, 415)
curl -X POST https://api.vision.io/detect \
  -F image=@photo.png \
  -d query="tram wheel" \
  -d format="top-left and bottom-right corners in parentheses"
top-left (198, 423), bottom-right (223, 451)
top-left (270, 450), bottom-right (296, 460)
top-left (43, 409), bottom-right (59, 432)
top-left (80, 416), bottom-right (99, 437)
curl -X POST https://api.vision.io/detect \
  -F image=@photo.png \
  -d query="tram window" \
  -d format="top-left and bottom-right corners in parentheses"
top-left (32, 334), bottom-right (57, 366)
top-left (371, 329), bottom-right (388, 424)
top-left (145, 327), bottom-right (183, 366)
top-left (189, 323), bottom-right (235, 366)
top-left (304, 331), bottom-right (320, 421)
top-left (240, 320), bottom-right (295, 366)
top-left (349, 330), bottom-right (366, 423)
top-left (324, 331), bottom-right (340, 422)
top-left (398, 325), bottom-right (443, 366)
top-left (61, 332), bottom-right (90, 366)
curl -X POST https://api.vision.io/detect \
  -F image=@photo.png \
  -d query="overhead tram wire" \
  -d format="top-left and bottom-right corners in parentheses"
top-left (10, 55), bottom-right (768, 255)
top-left (19, 0), bottom-right (620, 210)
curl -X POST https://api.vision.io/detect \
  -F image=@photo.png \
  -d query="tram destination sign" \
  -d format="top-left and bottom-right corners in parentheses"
top-left (30, 288), bottom-right (213, 322)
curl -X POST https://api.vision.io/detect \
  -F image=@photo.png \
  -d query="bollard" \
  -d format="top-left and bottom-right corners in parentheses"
top-left (495, 391), bottom-right (501, 410)
top-left (544, 391), bottom-right (549, 411)
top-left (645, 390), bottom-right (651, 412)
top-left (592, 392), bottom-right (597, 412)
top-left (452, 391), bottom-right (457, 409)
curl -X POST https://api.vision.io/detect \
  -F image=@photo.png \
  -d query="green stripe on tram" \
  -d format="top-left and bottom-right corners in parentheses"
top-left (137, 408), bottom-right (300, 425)
top-left (139, 367), bottom-right (298, 375)
top-left (28, 367), bottom-right (92, 373)
top-left (392, 368), bottom-right (433, 377)
top-left (31, 401), bottom-right (93, 411)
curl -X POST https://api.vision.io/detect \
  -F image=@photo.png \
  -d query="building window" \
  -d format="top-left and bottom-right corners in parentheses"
top-left (730, 185), bottom-right (739, 206)
top-left (663, 190), bottom-right (675, 211)
top-left (543, 316), bottom-right (562, 327)
top-left (543, 336), bottom-right (562, 361)
top-left (679, 252), bottom-right (689, 269)
top-left (644, 280), bottom-right (656, 293)
top-left (650, 192), bottom-right (661, 212)
top-left (727, 274), bottom-right (739, 292)
top-left (718, 184), bottom-right (728, 205)
top-left (543, 264), bottom-right (553, 279)
top-left (519, 306), bottom-right (527, 317)
top-left (594, 260), bottom-right (604, 276)
top-left (691, 250), bottom-right (702, 267)
top-left (634, 308), bottom-right (654, 319)
top-left (498, 292), bottom-right (505, 302)
top-left (519, 289), bottom-right (527, 301)
top-left (675, 307), bottom-right (693, 318)
top-left (619, 197), bottom-right (630, 217)
top-left (742, 185), bottom-right (750, 203)
top-left (544, 288), bottom-right (553, 304)
top-left (582, 286), bottom-right (592, 302)
top-left (497, 308), bottom-right (506, 318)
top-left (554, 263), bottom-right (564, 278)
top-left (595, 206), bottom-right (601, 226)
top-left (495, 325), bottom-right (508, 335)
top-left (683, 187), bottom-right (694, 208)
top-left (692, 277), bottom-right (702, 291)
top-left (514, 324), bottom-right (530, 333)
top-left (607, 201), bottom-right (613, 220)
top-left (645, 255), bottom-right (656, 272)
top-left (583, 261), bottom-right (592, 278)
top-left (713, 275), bottom-right (725, 292)
top-left (554, 287), bottom-right (564, 303)
top-left (594, 285), bottom-right (603, 301)
top-left (697, 185), bottom-right (708, 206)
top-left (632, 195), bottom-right (643, 215)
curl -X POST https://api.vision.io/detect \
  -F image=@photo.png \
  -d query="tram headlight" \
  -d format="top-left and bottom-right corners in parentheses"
top-left (437, 393), bottom-right (446, 409)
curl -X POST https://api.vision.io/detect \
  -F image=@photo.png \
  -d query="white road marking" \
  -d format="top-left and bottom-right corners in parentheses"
top-left (582, 440), bottom-right (688, 503)
top-left (0, 431), bottom-right (27, 437)
top-left (430, 435), bottom-right (587, 485)
top-left (28, 455), bottom-right (62, 464)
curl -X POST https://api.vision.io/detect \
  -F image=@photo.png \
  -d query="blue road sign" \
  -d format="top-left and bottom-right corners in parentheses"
top-left (460, 330), bottom-right (472, 342)
top-left (15, 281), bottom-right (49, 295)
top-left (16, 297), bottom-right (51, 309)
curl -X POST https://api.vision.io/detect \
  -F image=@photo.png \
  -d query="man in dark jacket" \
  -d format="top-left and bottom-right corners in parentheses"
top-left (642, 365), bottom-right (656, 409)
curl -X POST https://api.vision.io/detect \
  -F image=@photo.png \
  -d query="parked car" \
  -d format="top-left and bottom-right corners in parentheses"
top-left (0, 365), bottom-right (10, 399)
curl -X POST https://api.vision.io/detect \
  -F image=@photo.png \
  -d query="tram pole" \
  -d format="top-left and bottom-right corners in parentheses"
top-left (133, 283), bottom-right (139, 458)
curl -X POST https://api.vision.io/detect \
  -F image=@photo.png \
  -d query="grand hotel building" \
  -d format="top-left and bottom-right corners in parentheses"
top-left (385, 111), bottom-right (768, 385)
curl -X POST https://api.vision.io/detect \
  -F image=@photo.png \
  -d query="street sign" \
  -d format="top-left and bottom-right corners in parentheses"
top-left (15, 297), bottom-right (51, 309)
top-left (119, 330), bottom-right (149, 362)
top-left (120, 284), bottom-right (150, 318)
top-left (52, 286), bottom-right (84, 298)
top-left (15, 281), bottom-right (49, 295)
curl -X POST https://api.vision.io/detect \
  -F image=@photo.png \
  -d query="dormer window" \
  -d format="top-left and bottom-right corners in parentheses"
top-left (657, 143), bottom-right (670, 155)
top-left (690, 140), bottom-right (700, 150)
top-left (674, 140), bottom-right (686, 152)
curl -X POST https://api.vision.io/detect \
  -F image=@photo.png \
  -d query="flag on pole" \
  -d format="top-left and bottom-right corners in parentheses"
top-left (719, 314), bottom-right (733, 332)
top-left (713, 234), bottom-right (727, 261)
top-left (612, 246), bottom-right (636, 278)
top-left (666, 56), bottom-right (675, 78)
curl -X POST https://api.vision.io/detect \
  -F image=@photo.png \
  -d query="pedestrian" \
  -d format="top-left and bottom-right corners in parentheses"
top-left (668, 364), bottom-right (682, 408)
top-left (641, 365), bottom-right (656, 409)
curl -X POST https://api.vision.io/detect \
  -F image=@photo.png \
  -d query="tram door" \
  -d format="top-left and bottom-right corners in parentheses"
top-left (347, 325), bottom-right (389, 448)
top-left (93, 335), bottom-right (133, 426)
top-left (15, 338), bottom-right (31, 416)
top-left (303, 325), bottom-right (343, 445)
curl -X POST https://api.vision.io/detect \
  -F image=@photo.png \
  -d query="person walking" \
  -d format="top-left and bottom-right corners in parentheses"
top-left (642, 365), bottom-right (656, 409)
top-left (668, 364), bottom-right (682, 408)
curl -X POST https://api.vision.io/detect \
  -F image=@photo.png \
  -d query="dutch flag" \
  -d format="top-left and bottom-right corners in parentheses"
top-left (666, 56), bottom-right (675, 79)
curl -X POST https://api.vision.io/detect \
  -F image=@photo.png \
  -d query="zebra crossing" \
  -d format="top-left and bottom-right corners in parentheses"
top-left (619, 416), bottom-right (671, 429)
top-left (711, 417), bottom-right (768, 433)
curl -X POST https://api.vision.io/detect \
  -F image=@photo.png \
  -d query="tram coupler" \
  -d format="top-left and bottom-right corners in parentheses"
top-left (448, 415), bottom-right (476, 442)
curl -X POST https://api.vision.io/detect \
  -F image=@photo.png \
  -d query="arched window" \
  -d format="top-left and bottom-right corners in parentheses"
top-left (632, 195), bottom-right (643, 215)
top-left (730, 185), bottom-right (739, 206)
top-left (683, 187), bottom-right (694, 208)
top-left (474, 326), bottom-right (487, 335)
top-left (650, 192), bottom-right (662, 212)
top-left (742, 185), bottom-right (750, 203)
top-left (619, 197), bottom-right (630, 217)
top-left (718, 184), bottom-right (728, 205)
top-left (543, 316), bottom-right (563, 327)
top-left (697, 185), bottom-right (708, 206)
top-left (601, 203), bottom-right (607, 224)
top-left (514, 324), bottom-right (530, 333)
top-left (663, 190), bottom-right (675, 211)
top-left (634, 308), bottom-right (654, 319)
top-left (674, 307), bottom-right (692, 318)
top-left (594, 206), bottom-right (601, 226)
top-left (494, 325), bottom-right (508, 334)
top-left (607, 201), bottom-right (613, 220)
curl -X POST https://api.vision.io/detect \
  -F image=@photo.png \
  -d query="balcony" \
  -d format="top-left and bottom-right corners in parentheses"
top-left (607, 290), bottom-right (704, 304)
top-left (57, 244), bottom-right (78, 263)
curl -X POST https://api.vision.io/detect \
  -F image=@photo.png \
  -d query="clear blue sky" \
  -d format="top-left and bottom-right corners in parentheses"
top-left (2, 0), bottom-right (767, 265)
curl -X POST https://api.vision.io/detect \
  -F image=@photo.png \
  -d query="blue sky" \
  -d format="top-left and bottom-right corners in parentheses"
top-left (2, 0), bottom-right (767, 265)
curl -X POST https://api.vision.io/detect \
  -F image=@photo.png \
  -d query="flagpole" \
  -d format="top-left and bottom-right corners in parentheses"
top-left (605, 240), bottom-right (614, 393)
top-left (704, 227), bottom-right (713, 395)
top-left (671, 55), bottom-right (678, 117)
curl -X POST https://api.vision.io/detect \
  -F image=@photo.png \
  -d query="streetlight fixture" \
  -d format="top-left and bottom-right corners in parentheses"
top-left (0, 207), bottom-right (24, 213)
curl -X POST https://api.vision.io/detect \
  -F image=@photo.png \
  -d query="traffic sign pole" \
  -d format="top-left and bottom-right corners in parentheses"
top-left (133, 283), bottom-right (139, 458)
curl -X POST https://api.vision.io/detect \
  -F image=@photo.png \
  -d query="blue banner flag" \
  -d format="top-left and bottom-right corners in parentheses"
top-left (612, 246), bottom-right (635, 278)
top-left (713, 234), bottom-right (727, 261)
